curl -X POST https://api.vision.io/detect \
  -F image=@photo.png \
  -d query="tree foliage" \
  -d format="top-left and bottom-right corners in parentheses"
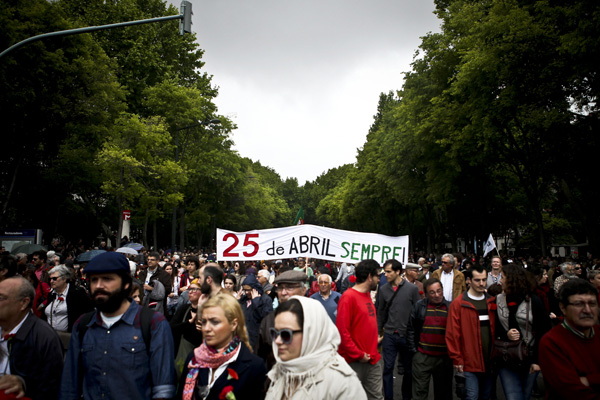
top-left (2, 0), bottom-right (599, 255)
top-left (309, 0), bottom-right (600, 256)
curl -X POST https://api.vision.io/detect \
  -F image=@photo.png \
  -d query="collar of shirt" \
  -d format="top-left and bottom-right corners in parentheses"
top-left (0, 312), bottom-right (30, 341)
top-left (562, 320), bottom-right (595, 339)
top-left (89, 300), bottom-right (136, 328)
top-left (318, 291), bottom-right (331, 300)
top-left (54, 283), bottom-right (70, 301)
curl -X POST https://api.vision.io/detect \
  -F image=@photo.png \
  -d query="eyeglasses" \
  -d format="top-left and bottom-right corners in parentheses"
top-left (277, 284), bottom-right (303, 291)
top-left (269, 328), bottom-right (303, 344)
top-left (188, 288), bottom-right (201, 292)
top-left (567, 301), bottom-right (598, 309)
top-left (441, 261), bottom-right (452, 265)
top-left (574, 267), bottom-right (582, 270)
top-left (49, 276), bottom-right (62, 281)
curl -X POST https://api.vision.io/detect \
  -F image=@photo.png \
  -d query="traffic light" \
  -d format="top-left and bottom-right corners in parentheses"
top-left (180, 1), bottom-right (192, 35)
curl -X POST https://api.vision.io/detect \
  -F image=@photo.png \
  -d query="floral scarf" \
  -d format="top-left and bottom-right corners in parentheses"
top-left (182, 336), bottom-right (241, 400)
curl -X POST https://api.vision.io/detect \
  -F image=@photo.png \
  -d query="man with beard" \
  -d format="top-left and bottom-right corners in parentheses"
top-left (60, 252), bottom-right (176, 400)
top-left (337, 259), bottom-right (383, 400)
top-left (200, 264), bottom-right (224, 296)
top-left (539, 279), bottom-right (600, 399)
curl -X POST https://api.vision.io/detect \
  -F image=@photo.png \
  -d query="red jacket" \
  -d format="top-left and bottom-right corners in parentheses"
top-left (446, 292), bottom-right (496, 373)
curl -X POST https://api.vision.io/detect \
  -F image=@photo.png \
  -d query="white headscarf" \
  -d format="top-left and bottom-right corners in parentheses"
top-left (266, 296), bottom-right (342, 399)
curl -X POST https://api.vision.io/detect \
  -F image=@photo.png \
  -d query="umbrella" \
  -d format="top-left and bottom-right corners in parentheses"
top-left (10, 243), bottom-right (47, 255)
top-left (116, 247), bottom-right (138, 256)
top-left (76, 249), bottom-right (106, 262)
top-left (125, 242), bottom-right (144, 251)
top-left (9, 241), bottom-right (30, 252)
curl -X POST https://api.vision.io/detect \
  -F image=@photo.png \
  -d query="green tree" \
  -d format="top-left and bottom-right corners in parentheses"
top-left (96, 113), bottom-right (186, 247)
top-left (0, 0), bottom-right (125, 239)
top-left (58, 0), bottom-right (216, 112)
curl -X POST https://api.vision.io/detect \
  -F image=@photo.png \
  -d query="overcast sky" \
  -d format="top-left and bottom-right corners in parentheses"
top-left (176, 0), bottom-right (440, 184)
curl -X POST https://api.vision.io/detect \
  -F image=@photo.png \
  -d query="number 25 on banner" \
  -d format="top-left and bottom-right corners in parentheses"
top-left (222, 233), bottom-right (259, 257)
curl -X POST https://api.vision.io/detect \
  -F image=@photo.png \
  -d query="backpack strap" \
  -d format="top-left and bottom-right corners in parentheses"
top-left (138, 306), bottom-right (154, 353)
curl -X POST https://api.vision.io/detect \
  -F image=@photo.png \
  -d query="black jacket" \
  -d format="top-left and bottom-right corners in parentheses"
top-left (138, 267), bottom-right (173, 296)
top-left (177, 342), bottom-right (267, 400)
top-left (9, 312), bottom-right (64, 400)
top-left (407, 297), bottom-right (451, 353)
top-left (42, 284), bottom-right (94, 332)
top-left (170, 303), bottom-right (203, 352)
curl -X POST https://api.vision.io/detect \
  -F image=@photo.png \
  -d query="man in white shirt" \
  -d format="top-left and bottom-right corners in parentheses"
top-left (432, 253), bottom-right (466, 302)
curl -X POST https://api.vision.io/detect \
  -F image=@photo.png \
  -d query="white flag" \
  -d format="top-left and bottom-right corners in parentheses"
top-left (483, 233), bottom-right (496, 257)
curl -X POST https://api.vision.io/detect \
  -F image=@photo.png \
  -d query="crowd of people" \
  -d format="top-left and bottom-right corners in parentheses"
top-left (0, 247), bottom-right (599, 400)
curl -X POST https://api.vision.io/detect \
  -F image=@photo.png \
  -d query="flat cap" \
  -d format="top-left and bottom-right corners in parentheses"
top-left (85, 252), bottom-right (130, 275)
top-left (274, 270), bottom-right (308, 284)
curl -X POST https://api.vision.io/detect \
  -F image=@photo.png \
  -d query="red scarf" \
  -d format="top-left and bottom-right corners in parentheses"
top-left (182, 337), bottom-right (240, 400)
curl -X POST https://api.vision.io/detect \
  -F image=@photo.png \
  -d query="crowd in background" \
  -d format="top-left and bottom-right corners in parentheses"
top-left (0, 245), bottom-right (599, 400)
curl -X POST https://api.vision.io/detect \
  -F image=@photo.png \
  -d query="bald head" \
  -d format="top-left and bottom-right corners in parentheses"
top-left (0, 277), bottom-right (34, 330)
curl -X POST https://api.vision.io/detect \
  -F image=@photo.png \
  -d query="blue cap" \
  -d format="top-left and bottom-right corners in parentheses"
top-left (85, 252), bottom-right (130, 275)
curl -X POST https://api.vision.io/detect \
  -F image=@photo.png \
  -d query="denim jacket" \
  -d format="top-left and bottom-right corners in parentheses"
top-left (60, 301), bottom-right (176, 400)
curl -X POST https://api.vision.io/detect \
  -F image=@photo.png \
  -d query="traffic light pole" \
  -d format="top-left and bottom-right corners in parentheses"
top-left (0, 1), bottom-right (192, 59)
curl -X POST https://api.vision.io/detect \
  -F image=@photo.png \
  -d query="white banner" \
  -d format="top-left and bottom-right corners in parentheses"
top-left (216, 224), bottom-right (409, 265)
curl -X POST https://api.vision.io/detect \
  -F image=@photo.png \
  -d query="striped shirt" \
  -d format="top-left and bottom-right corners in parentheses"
top-left (466, 293), bottom-right (492, 366)
top-left (418, 302), bottom-right (449, 356)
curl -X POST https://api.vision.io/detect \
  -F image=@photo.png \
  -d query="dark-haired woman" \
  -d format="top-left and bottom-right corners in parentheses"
top-left (495, 264), bottom-right (551, 400)
top-left (223, 274), bottom-right (239, 299)
top-left (165, 263), bottom-right (181, 317)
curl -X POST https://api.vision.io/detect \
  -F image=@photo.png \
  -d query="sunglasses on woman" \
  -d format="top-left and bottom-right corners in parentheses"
top-left (269, 328), bottom-right (303, 344)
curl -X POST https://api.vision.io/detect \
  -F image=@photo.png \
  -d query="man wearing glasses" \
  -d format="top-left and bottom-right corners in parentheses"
top-left (553, 262), bottom-right (578, 296)
top-left (0, 276), bottom-right (64, 399)
top-left (431, 254), bottom-right (465, 302)
top-left (257, 269), bottom-right (307, 369)
top-left (31, 250), bottom-right (49, 284)
top-left (138, 252), bottom-right (172, 314)
top-left (539, 278), bottom-right (600, 399)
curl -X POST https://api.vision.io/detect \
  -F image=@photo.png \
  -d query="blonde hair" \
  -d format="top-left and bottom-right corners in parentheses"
top-left (201, 292), bottom-right (252, 351)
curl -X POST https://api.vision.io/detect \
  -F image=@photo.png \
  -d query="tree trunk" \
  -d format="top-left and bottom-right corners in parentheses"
top-left (153, 219), bottom-right (158, 251)
top-left (179, 205), bottom-right (185, 252)
top-left (115, 193), bottom-right (123, 248)
top-left (171, 206), bottom-right (177, 252)
top-left (143, 212), bottom-right (148, 249)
